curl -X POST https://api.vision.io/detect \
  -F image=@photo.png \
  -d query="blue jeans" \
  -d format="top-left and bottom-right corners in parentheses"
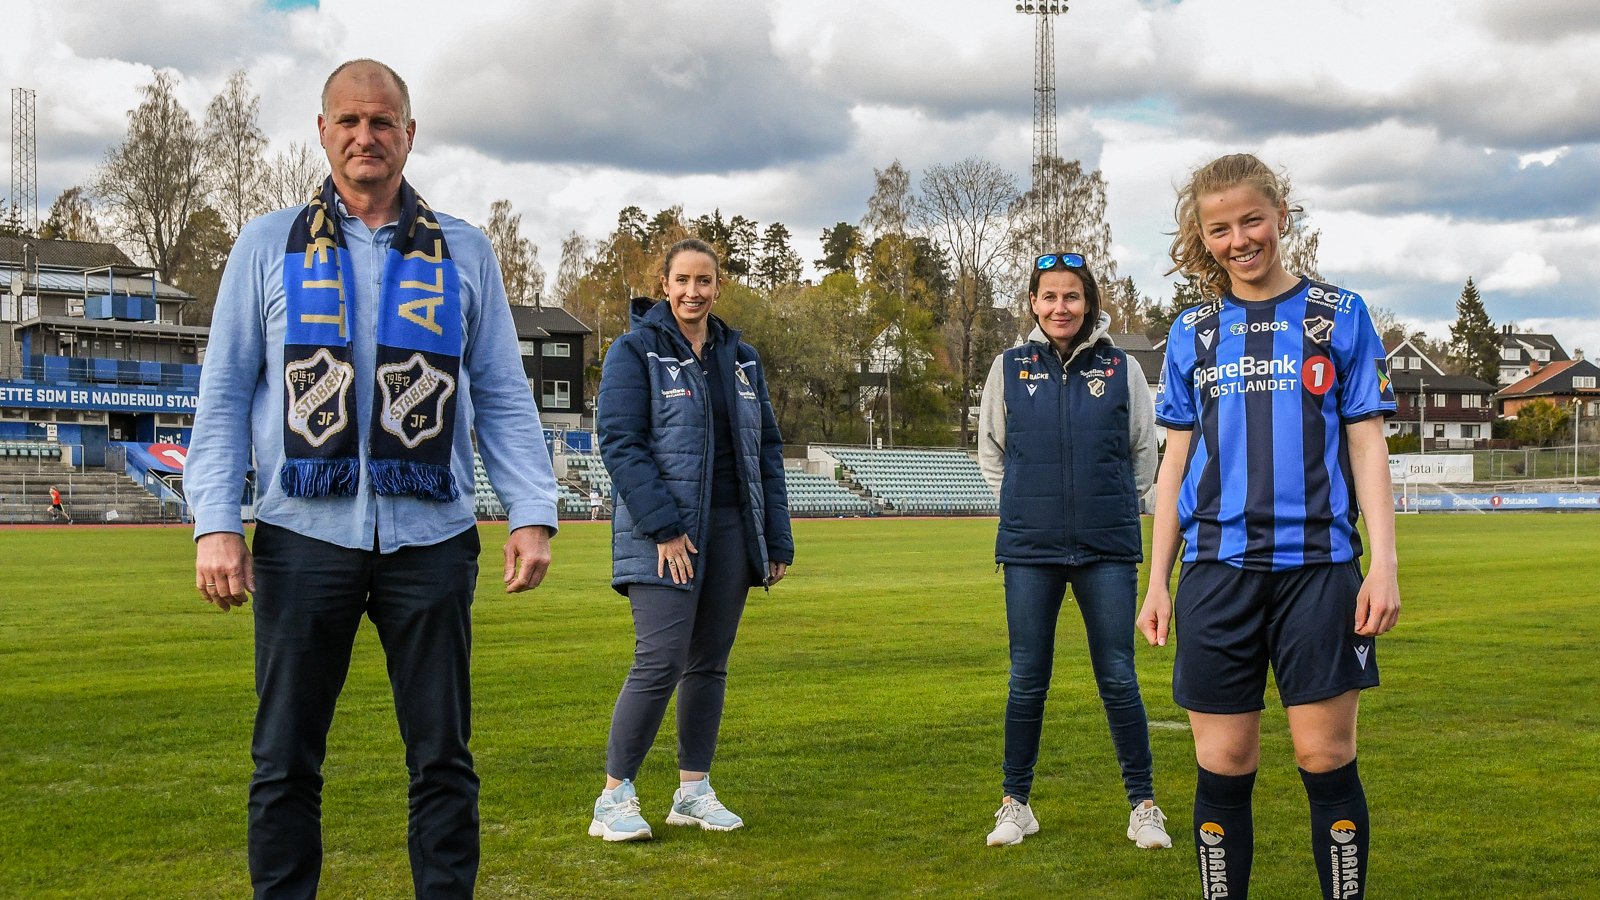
top-left (1002, 561), bottom-right (1154, 807)
top-left (248, 522), bottom-right (481, 900)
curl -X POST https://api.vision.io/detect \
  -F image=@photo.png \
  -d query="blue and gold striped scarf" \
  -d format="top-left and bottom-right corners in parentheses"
top-left (280, 177), bottom-right (462, 502)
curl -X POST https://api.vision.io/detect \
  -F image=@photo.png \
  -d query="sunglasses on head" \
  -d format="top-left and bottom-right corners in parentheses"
top-left (1035, 253), bottom-right (1086, 271)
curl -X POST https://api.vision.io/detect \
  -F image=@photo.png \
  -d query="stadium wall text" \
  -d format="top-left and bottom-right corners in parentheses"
top-left (0, 380), bottom-right (198, 414)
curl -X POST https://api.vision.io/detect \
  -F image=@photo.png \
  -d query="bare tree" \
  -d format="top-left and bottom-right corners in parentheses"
top-left (202, 70), bottom-right (269, 237)
top-left (39, 186), bottom-right (104, 242)
top-left (862, 160), bottom-right (914, 240)
top-left (483, 199), bottom-right (545, 306)
top-left (260, 141), bottom-right (326, 211)
top-left (1010, 157), bottom-right (1117, 312)
top-left (916, 157), bottom-right (1018, 445)
top-left (93, 70), bottom-right (208, 279)
top-left (553, 230), bottom-right (591, 309)
top-left (1281, 214), bottom-right (1323, 281)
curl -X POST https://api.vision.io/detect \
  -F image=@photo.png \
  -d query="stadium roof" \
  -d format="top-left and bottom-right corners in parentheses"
top-left (0, 237), bottom-right (133, 269)
top-left (0, 263), bottom-right (193, 301)
top-left (13, 315), bottom-right (211, 340)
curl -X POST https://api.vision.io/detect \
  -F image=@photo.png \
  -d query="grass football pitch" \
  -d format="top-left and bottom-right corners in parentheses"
top-left (2, 514), bottom-right (1597, 898)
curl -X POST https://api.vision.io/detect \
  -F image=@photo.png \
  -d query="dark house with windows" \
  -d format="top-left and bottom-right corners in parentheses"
top-left (1, 237), bottom-right (201, 465)
top-left (507, 304), bottom-right (592, 430)
top-left (1497, 327), bottom-right (1571, 386)
top-left (1384, 336), bottom-right (1496, 449)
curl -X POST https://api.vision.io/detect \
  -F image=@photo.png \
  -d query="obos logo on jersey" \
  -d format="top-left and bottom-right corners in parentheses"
top-left (1328, 820), bottom-right (1361, 898)
top-left (1230, 320), bottom-right (1288, 335)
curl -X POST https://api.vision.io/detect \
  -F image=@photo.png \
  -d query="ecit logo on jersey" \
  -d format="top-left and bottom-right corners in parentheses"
top-left (1229, 320), bottom-right (1288, 336)
top-left (1181, 299), bottom-right (1224, 327)
top-left (1306, 285), bottom-right (1357, 313)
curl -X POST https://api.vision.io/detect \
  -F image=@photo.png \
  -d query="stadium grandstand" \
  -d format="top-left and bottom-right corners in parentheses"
top-left (817, 446), bottom-right (998, 516)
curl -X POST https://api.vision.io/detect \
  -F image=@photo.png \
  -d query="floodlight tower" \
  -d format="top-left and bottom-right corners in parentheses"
top-left (1015, 2), bottom-right (1068, 239)
top-left (11, 88), bottom-right (39, 233)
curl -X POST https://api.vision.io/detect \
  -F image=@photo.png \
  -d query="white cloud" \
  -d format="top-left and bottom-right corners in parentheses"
top-left (1483, 252), bottom-right (1562, 292)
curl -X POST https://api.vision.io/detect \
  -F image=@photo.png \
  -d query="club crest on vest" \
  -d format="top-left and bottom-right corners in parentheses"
top-left (1087, 378), bottom-right (1106, 398)
top-left (285, 347), bottom-right (355, 447)
top-left (377, 352), bottom-right (457, 449)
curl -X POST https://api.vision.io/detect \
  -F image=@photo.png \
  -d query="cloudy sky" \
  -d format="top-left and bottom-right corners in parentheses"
top-left (5, 0), bottom-right (1598, 356)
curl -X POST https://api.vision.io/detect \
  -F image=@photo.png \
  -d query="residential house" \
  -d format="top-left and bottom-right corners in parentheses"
top-left (1385, 336), bottom-right (1497, 449)
top-left (1497, 326), bottom-right (1571, 386)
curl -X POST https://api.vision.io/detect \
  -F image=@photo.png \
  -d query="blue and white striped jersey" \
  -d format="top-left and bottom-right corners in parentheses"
top-left (1155, 278), bottom-right (1395, 571)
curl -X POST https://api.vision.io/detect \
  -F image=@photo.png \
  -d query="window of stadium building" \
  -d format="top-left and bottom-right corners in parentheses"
top-left (543, 380), bottom-right (570, 409)
top-left (541, 342), bottom-right (570, 357)
top-left (1574, 376), bottom-right (1596, 389)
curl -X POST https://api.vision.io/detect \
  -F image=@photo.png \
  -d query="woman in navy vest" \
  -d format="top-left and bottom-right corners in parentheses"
top-left (587, 239), bottom-right (793, 842)
top-left (975, 252), bottom-right (1167, 849)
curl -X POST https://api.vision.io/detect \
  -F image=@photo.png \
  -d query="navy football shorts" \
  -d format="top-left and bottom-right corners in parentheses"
top-left (1172, 560), bottom-right (1379, 714)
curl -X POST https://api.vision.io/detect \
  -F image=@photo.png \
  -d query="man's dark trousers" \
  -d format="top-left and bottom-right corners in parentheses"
top-left (248, 522), bottom-right (481, 899)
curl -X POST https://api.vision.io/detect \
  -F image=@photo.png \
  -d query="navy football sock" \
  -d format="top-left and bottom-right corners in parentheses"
top-left (1301, 759), bottom-right (1369, 900)
top-left (1194, 767), bottom-right (1255, 900)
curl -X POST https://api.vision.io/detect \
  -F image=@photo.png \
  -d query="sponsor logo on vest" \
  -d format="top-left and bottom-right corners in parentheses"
top-left (1305, 318), bottom-right (1335, 343)
top-left (660, 387), bottom-right (692, 400)
top-left (1019, 370), bottom-right (1051, 380)
top-left (1231, 320), bottom-right (1288, 335)
top-left (1329, 820), bottom-right (1361, 898)
top-left (1088, 377), bottom-right (1106, 398)
top-left (1199, 822), bottom-right (1229, 897)
top-left (377, 353), bottom-right (457, 449)
top-left (667, 365), bottom-right (681, 380)
top-left (1026, 383), bottom-right (1038, 396)
top-left (286, 347), bottom-right (355, 447)
top-left (735, 366), bottom-right (751, 386)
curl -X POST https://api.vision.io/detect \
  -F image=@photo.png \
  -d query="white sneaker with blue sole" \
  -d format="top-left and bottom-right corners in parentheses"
top-left (589, 779), bottom-right (652, 842)
top-left (665, 778), bottom-right (744, 831)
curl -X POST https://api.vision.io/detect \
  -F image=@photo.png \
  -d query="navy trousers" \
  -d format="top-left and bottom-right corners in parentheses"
top-left (606, 506), bottom-right (751, 781)
top-left (248, 522), bottom-right (480, 900)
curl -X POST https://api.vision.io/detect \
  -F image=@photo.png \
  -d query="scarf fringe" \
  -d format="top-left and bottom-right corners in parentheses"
top-left (369, 458), bottom-right (459, 503)
top-left (279, 457), bottom-right (361, 498)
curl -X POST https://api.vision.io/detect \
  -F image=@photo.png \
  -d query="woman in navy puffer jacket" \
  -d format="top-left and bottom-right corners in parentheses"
top-left (586, 239), bottom-right (792, 842)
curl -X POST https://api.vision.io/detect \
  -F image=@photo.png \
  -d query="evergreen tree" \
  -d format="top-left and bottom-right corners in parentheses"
top-left (1447, 277), bottom-right (1498, 383)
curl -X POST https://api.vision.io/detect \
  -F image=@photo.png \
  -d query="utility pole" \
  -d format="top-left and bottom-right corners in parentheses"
top-left (1418, 379), bottom-right (1428, 454)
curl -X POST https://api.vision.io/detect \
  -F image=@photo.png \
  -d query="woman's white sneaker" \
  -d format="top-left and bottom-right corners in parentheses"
top-left (1127, 800), bottom-right (1172, 849)
top-left (986, 799), bottom-right (1040, 846)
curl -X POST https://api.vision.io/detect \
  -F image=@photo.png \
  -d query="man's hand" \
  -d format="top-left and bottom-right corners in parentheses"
top-left (504, 525), bottom-right (553, 593)
top-left (196, 532), bottom-right (253, 611)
